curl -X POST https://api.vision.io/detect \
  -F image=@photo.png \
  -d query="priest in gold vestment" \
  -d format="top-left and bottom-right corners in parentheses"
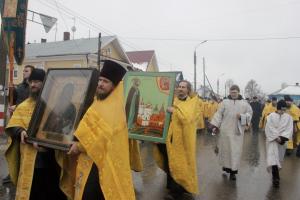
top-left (259, 97), bottom-right (277, 129)
top-left (68, 60), bottom-right (136, 200)
top-left (154, 80), bottom-right (199, 200)
top-left (5, 69), bottom-right (68, 200)
top-left (196, 96), bottom-right (205, 130)
top-left (284, 95), bottom-right (300, 155)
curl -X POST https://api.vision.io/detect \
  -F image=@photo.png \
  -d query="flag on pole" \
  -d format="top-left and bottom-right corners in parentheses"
top-left (40, 13), bottom-right (57, 33)
top-left (3, 0), bottom-right (18, 18)
top-left (2, 0), bottom-right (29, 66)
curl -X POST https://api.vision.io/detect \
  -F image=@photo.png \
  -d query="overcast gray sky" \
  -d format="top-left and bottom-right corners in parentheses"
top-left (25, 0), bottom-right (300, 95)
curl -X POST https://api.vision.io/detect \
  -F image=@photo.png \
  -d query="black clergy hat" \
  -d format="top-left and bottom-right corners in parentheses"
top-left (28, 68), bottom-right (46, 82)
top-left (100, 60), bottom-right (127, 86)
top-left (277, 100), bottom-right (287, 110)
top-left (284, 95), bottom-right (293, 102)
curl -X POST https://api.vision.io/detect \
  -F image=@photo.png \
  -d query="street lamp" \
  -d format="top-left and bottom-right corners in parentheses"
top-left (217, 73), bottom-right (225, 96)
top-left (193, 40), bottom-right (207, 92)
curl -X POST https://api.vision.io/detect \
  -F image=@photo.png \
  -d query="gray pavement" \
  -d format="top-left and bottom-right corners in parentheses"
top-left (1, 131), bottom-right (300, 200)
top-left (134, 131), bottom-right (300, 200)
top-left (0, 135), bottom-right (14, 200)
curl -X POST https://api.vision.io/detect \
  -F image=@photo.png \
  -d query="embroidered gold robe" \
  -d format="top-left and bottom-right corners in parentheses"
top-left (5, 98), bottom-right (75, 200)
top-left (5, 98), bottom-right (37, 200)
top-left (259, 103), bottom-right (277, 129)
top-left (286, 104), bottom-right (300, 149)
top-left (196, 97), bottom-right (205, 130)
top-left (153, 96), bottom-right (199, 194)
top-left (73, 83), bottom-right (135, 200)
top-left (207, 101), bottom-right (219, 121)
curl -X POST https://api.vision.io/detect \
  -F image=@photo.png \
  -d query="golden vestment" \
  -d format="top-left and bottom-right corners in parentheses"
top-left (196, 97), bottom-right (205, 130)
top-left (286, 104), bottom-right (300, 149)
top-left (259, 103), bottom-right (277, 129)
top-left (129, 139), bottom-right (143, 172)
top-left (207, 101), bottom-right (219, 121)
top-left (5, 98), bottom-right (75, 200)
top-left (73, 83), bottom-right (135, 200)
top-left (153, 96), bottom-right (199, 194)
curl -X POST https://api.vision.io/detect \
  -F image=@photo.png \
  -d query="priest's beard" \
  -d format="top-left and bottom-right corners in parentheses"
top-left (29, 90), bottom-right (40, 100)
top-left (178, 94), bottom-right (188, 101)
top-left (97, 90), bottom-right (112, 100)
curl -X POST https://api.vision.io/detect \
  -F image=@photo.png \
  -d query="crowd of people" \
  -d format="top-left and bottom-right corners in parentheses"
top-left (1, 61), bottom-right (299, 200)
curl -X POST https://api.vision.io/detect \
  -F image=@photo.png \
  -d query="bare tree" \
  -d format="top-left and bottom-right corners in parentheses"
top-left (224, 79), bottom-right (234, 96)
top-left (244, 79), bottom-right (264, 99)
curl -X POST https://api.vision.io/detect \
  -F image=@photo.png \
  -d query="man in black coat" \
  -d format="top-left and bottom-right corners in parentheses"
top-left (250, 96), bottom-right (262, 132)
top-left (14, 65), bottom-right (35, 105)
top-left (5, 65), bottom-right (34, 184)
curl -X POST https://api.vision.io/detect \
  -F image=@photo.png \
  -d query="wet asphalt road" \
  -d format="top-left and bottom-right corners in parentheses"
top-left (1, 131), bottom-right (300, 200)
top-left (133, 131), bottom-right (300, 200)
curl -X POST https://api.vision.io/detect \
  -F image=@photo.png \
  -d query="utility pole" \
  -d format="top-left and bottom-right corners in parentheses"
top-left (0, 20), bottom-right (7, 135)
top-left (203, 57), bottom-right (206, 98)
top-left (97, 33), bottom-right (102, 70)
top-left (0, 0), bottom-right (8, 133)
top-left (193, 51), bottom-right (196, 91)
top-left (55, 23), bottom-right (58, 41)
top-left (0, 1), bottom-right (10, 187)
top-left (217, 79), bottom-right (220, 96)
top-left (193, 40), bottom-right (207, 92)
top-left (217, 73), bottom-right (225, 96)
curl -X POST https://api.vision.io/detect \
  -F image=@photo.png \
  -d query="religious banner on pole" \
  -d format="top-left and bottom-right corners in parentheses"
top-left (0, 27), bottom-right (7, 135)
top-left (2, 0), bottom-right (28, 65)
top-left (1, 1), bottom-right (9, 135)
top-left (2, 0), bottom-right (28, 106)
top-left (3, 0), bottom-right (18, 17)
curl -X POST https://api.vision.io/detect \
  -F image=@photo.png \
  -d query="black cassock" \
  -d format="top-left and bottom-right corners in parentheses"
top-left (250, 101), bottom-right (262, 132)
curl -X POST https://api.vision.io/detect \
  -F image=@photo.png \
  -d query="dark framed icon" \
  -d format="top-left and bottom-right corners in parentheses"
top-left (27, 68), bottom-right (99, 151)
top-left (124, 71), bottom-right (177, 143)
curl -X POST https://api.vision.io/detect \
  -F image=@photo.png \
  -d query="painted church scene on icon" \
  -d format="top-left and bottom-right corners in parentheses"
top-left (124, 71), bottom-right (176, 143)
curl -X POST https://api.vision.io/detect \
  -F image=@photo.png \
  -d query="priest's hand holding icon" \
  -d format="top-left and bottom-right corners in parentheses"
top-left (21, 130), bottom-right (28, 144)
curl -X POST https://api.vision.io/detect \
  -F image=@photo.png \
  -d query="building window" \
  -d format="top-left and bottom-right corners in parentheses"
top-left (13, 66), bottom-right (18, 79)
top-left (101, 48), bottom-right (112, 56)
top-left (107, 47), bottom-right (112, 55)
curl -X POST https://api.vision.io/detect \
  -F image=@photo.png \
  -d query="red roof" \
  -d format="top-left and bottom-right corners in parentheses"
top-left (126, 50), bottom-right (155, 64)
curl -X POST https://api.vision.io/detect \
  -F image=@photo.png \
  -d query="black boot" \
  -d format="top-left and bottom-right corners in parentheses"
top-left (2, 175), bottom-right (11, 184)
top-left (272, 165), bottom-right (280, 188)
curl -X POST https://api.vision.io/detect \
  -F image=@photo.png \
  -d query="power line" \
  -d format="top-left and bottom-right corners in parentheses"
top-left (53, 0), bottom-right (69, 31)
top-left (41, 0), bottom-right (143, 51)
top-left (45, 0), bottom-right (176, 68)
top-left (33, 0), bottom-right (176, 67)
top-left (122, 36), bottom-right (300, 42)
